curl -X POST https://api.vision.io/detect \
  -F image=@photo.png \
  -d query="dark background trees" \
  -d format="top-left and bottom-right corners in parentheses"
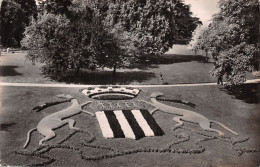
top-left (37, 0), bottom-right (72, 16)
top-left (174, 0), bottom-right (202, 44)
top-left (0, 0), bottom-right (36, 47)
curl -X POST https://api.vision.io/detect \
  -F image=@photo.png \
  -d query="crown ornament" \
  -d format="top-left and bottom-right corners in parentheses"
top-left (80, 86), bottom-right (140, 100)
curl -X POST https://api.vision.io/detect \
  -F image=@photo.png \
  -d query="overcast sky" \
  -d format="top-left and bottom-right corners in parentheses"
top-left (184, 0), bottom-right (220, 25)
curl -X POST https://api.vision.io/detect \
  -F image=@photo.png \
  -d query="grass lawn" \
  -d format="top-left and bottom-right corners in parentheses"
top-left (0, 51), bottom-right (55, 84)
top-left (0, 84), bottom-right (259, 166)
top-left (1, 51), bottom-right (257, 85)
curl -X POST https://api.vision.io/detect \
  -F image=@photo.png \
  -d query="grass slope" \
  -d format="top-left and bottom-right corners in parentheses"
top-left (1, 52), bottom-right (257, 85)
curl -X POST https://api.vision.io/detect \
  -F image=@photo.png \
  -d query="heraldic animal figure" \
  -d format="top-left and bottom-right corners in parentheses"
top-left (23, 94), bottom-right (94, 148)
top-left (140, 92), bottom-right (238, 137)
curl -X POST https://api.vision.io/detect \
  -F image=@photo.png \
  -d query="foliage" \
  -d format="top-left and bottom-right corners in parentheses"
top-left (21, 3), bottom-right (123, 76)
top-left (194, 0), bottom-right (259, 85)
top-left (0, 0), bottom-right (36, 47)
top-left (174, 0), bottom-right (202, 44)
top-left (21, 13), bottom-right (71, 75)
top-left (103, 0), bottom-right (201, 56)
top-left (89, 22), bottom-right (127, 74)
top-left (22, 0), bottom-right (201, 77)
top-left (188, 25), bottom-right (207, 52)
top-left (37, 0), bottom-right (72, 16)
top-left (91, 0), bottom-right (201, 73)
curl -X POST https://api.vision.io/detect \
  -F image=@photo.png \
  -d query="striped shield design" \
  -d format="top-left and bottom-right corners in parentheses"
top-left (96, 110), bottom-right (164, 140)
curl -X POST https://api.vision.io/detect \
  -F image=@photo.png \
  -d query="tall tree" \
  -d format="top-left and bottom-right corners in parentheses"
top-left (101, 0), bottom-right (201, 73)
top-left (21, 2), bottom-right (119, 76)
top-left (174, 0), bottom-right (202, 44)
top-left (21, 12), bottom-right (71, 75)
top-left (0, 0), bottom-right (36, 47)
top-left (22, 0), bottom-right (201, 78)
top-left (194, 0), bottom-right (259, 85)
top-left (103, 0), bottom-right (201, 56)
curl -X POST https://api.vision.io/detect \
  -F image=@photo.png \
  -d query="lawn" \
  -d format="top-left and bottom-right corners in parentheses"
top-left (0, 84), bottom-right (259, 166)
top-left (1, 51), bottom-right (257, 85)
top-left (0, 51), bottom-right (55, 84)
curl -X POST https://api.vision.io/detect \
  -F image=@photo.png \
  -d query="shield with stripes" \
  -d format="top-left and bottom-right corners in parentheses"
top-left (96, 110), bottom-right (164, 140)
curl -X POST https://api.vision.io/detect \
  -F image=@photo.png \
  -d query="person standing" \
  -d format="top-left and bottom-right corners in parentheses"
top-left (217, 74), bottom-right (223, 85)
top-left (160, 72), bottom-right (164, 84)
top-left (217, 70), bottom-right (224, 85)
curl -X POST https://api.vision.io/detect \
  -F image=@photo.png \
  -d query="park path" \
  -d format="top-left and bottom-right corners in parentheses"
top-left (0, 79), bottom-right (259, 88)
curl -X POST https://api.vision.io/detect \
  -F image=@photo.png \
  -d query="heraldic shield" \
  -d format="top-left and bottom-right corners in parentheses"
top-left (85, 86), bottom-right (164, 139)
top-left (96, 110), bottom-right (164, 140)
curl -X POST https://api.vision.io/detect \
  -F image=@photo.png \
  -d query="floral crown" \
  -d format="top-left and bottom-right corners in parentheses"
top-left (80, 86), bottom-right (140, 99)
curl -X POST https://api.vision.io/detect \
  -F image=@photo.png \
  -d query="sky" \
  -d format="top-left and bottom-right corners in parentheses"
top-left (184, 0), bottom-right (220, 25)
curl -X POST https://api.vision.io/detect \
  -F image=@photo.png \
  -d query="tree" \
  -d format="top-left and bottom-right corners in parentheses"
top-left (0, 0), bottom-right (36, 47)
top-left (22, 0), bottom-right (201, 78)
top-left (174, 0), bottom-right (202, 44)
top-left (21, 12), bottom-right (71, 75)
top-left (21, 2), bottom-right (121, 77)
top-left (65, 3), bottom-right (96, 75)
top-left (103, 0), bottom-right (201, 56)
top-left (67, 1), bottom-right (132, 76)
top-left (194, 0), bottom-right (259, 85)
top-left (100, 0), bottom-right (201, 73)
top-left (188, 25), bottom-right (207, 55)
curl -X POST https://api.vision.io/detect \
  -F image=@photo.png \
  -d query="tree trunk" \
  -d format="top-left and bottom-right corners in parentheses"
top-left (113, 63), bottom-right (117, 77)
top-left (75, 66), bottom-right (80, 76)
top-left (205, 50), bottom-right (209, 63)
